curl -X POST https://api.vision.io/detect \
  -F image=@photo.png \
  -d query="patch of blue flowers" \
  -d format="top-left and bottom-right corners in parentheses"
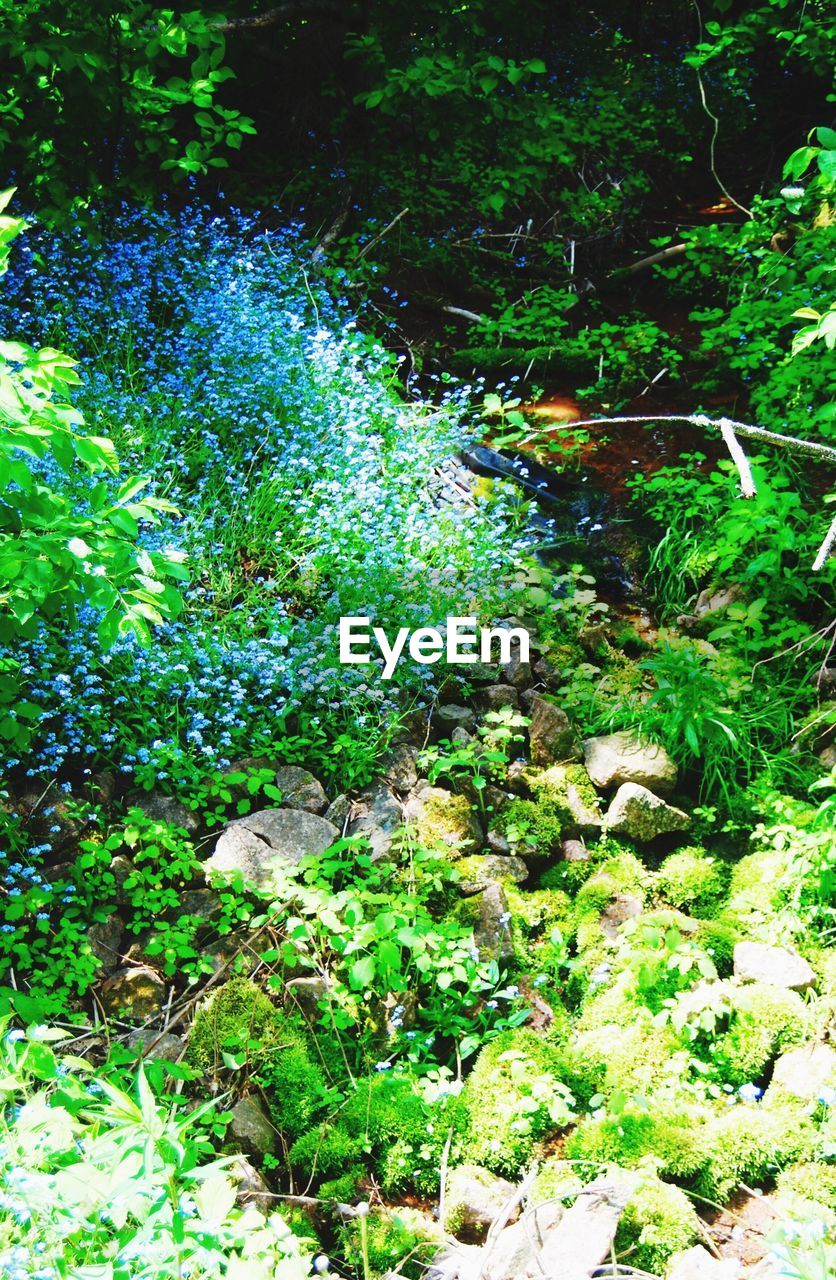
top-left (2, 205), bottom-right (530, 786)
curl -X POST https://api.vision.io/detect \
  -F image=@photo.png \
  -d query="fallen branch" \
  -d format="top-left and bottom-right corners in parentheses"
top-left (613, 242), bottom-right (688, 276)
top-left (719, 419), bottom-right (756, 498)
top-left (356, 207), bottom-right (409, 260)
top-left (813, 513), bottom-right (836, 573)
top-left (310, 187), bottom-right (353, 269)
top-left (442, 304), bottom-right (486, 324)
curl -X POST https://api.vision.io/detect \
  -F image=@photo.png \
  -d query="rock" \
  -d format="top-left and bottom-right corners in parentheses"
top-left (502, 653), bottom-right (533, 689)
top-left (605, 782), bottom-right (690, 841)
top-left (528, 696), bottom-right (579, 766)
top-left (437, 704), bottom-right (477, 734)
top-left (87, 914), bottom-right (124, 969)
top-left (486, 829), bottom-right (511, 855)
top-left (600, 892), bottom-right (643, 940)
top-left (485, 1204), bottom-right (562, 1279)
top-left (285, 975), bottom-right (330, 1022)
top-left (380, 743), bottom-right (420, 792)
top-left (471, 883), bottom-right (513, 961)
top-left (444, 1164), bottom-right (518, 1241)
top-left (474, 684), bottom-right (519, 713)
top-left (677, 583), bottom-right (746, 635)
top-left (179, 888), bottom-right (223, 923)
top-left (273, 765), bottom-right (328, 814)
top-left (535, 1169), bottom-right (637, 1280)
top-left (405, 786), bottom-right (482, 857)
top-left (819, 742), bottom-right (836, 770)
top-left (130, 1029), bottom-right (186, 1062)
top-left (324, 792), bottom-right (352, 830)
top-left (532, 765), bottom-right (604, 837)
top-left (768, 1042), bottom-right (836, 1102)
top-left (109, 854), bottom-right (134, 903)
top-left (561, 839), bottom-right (590, 863)
top-left (451, 727), bottom-right (475, 747)
top-left (348, 781), bottom-right (404, 861)
top-left (228, 1094), bottom-right (279, 1158)
top-left (21, 794), bottom-right (84, 853)
top-left (128, 790), bottom-right (199, 834)
top-left (426, 1242), bottom-right (485, 1280)
top-left (99, 966), bottom-right (165, 1020)
top-left (455, 854), bottom-right (528, 895)
top-left (733, 942), bottom-right (816, 992)
top-left (230, 1154), bottom-right (273, 1214)
top-left (207, 809), bottom-right (339, 890)
top-left (584, 730), bottom-right (678, 794)
top-left (668, 1245), bottom-right (743, 1280)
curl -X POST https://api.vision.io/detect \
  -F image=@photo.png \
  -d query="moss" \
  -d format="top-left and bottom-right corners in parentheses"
top-left (505, 885), bottom-right (576, 976)
top-left (714, 983), bottom-right (809, 1086)
top-left (697, 919), bottom-right (740, 977)
top-left (616, 1171), bottom-right (702, 1274)
top-left (656, 847), bottom-right (726, 916)
top-left (563, 1016), bottom-right (684, 1105)
top-left (723, 846), bottom-right (793, 933)
top-left (461, 1028), bottom-right (572, 1178)
top-left (339, 1207), bottom-right (443, 1280)
top-left (416, 791), bottom-right (482, 857)
top-left (698, 1105), bottom-right (816, 1202)
top-left (529, 1158), bottom-right (585, 1206)
top-left (497, 797), bottom-right (564, 855)
top-left (288, 1122), bottom-right (366, 1180)
top-left (188, 977), bottom-right (288, 1072)
top-left (777, 1162), bottom-right (836, 1213)
top-left (318, 1167), bottom-right (366, 1203)
top-left (566, 1103), bottom-right (712, 1182)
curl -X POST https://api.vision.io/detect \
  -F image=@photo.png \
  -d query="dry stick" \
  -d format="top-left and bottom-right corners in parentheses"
top-left (614, 242), bottom-right (688, 276)
top-left (813, 512), bottom-right (836, 572)
top-left (356, 207), bottom-right (409, 260)
top-left (719, 419), bottom-right (756, 498)
top-left (690, 0), bottom-right (753, 219)
top-left (443, 304), bottom-right (486, 324)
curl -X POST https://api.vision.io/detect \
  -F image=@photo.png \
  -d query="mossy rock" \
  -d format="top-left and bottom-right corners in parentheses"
top-left (698, 1105), bottom-right (816, 1202)
top-left (723, 846), bottom-right (793, 932)
top-left (566, 1102), bottom-right (712, 1181)
top-left (528, 1158), bottom-right (585, 1207)
top-left (339, 1207), bottom-right (443, 1280)
top-left (188, 976), bottom-right (289, 1072)
top-left (713, 982), bottom-right (810, 1086)
top-left (776, 1161), bottom-right (836, 1213)
top-left (412, 787), bottom-right (483, 857)
top-left (564, 1011), bottom-right (684, 1103)
top-left (697, 918), bottom-right (740, 977)
top-left (615, 1170), bottom-right (702, 1274)
top-left (655, 846), bottom-right (727, 916)
top-left (462, 1028), bottom-right (572, 1178)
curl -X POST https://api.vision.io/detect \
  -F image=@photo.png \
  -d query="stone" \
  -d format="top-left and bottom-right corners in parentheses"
top-left (502, 653), bottom-right (533, 689)
top-left (455, 854), bottom-right (528, 895)
top-left (474, 684), bottom-right (519, 713)
top-left (426, 1242), bottom-right (485, 1280)
top-left (583, 730), bottom-right (678, 794)
top-left (230, 1154), bottom-right (273, 1214)
top-left (485, 1204), bottom-right (562, 1279)
top-left (20, 794), bottom-right (83, 853)
top-left (471, 883), bottom-right (513, 961)
top-left (179, 888), bottom-right (223, 923)
top-left (130, 1028), bottom-right (187, 1062)
top-left (533, 765), bottom-right (604, 837)
top-left (451, 727), bottom-right (475, 747)
top-left (535, 1169), bottom-right (637, 1280)
top-left (273, 765), bottom-right (328, 814)
top-left (768, 1042), bottom-right (836, 1102)
top-left (561, 838), bottom-right (590, 863)
top-left (229, 1094), bottom-right (279, 1158)
top-left (733, 942), bottom-right (816, 992)
top-left (486, 829), bottom-right (511, 855)
top-left (677, 583), bottom-right (746, 635)
top-left (87, 914), bottom-right (124, 969)
top-left (599, 892), bottom-right (643, 940)
top-left (668, 1246), bottom-right (743, 1280)
top-left (109, 854), bottom-right (134, 903)
top-left (285, 975), bottom-right (330, 1022)
top-left (444, 1164), bottom-right (518, 1241)
top-left (324, 792), bottom-right (352, 830)
top-left (208, 809), bottom-right (338, 888)
top-left (348, 781), bottom-right (404, 861)
top-left (380, 743), bottom-right (420, 792)
top-left (605, 782), bottom-right (690, 841)
top-left (528, 696), bottom-right (579, 766)
top-left (437, 704), bottom-right (477, 734)
top-left (128, 790), bottom-right (199, 834)
top-left (405, 786), bottom-right (483, 857)
top-left (99, 966), bottom-right (165, 1020)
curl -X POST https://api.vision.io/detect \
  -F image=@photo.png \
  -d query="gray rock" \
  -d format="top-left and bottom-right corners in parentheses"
top-left (438, 704), bottom-right (477, 734)
top-left (87, 914), bottom-right (125, 969)
top-left (380, 743), bottom-right (420, 792)
top-left (348, 781), bottom-right (404, 862)
top-left (471, 883), bottom-right (514, 961)
top-left (273, 765), bottom-right (328, 814)
top-left (285, 975), bottom-right (330, 1023)
top-left (528, 696), bottom-right (579, 766)
top-left (733, 941), bottom-right (816, 992)
top-left (605, 782), bottom-right (690, 841)
top-left (536, 1169), bottom-right (637, 1280)
top-left (475, 685), bottom-right (519, 713)
top-left (768, 1042), bottom-right (836, 1102)
top-left (206, 809), bottom-right (339, 890)
top-left (179, 888), bottom-right (223, 923)
top-left (584, 730), bottom-right (678, 794)
top-left (324, 792), bottom-right (352, 830)
top-left (109, 854), bottom-right (134, 904)
top-left (444, 1164), bottom-right (518, 1241)
top-left (230, 1154), bottom-right (273, 1214)
top-left (678, 583), bottom-right (746, 636)
top-left (668, 1246), bottom-right (743, 1280)
top-left (21, 794), bottom-right (83, 853)
top-left (130, 1029), bottom-right (186, 1062)
top-left (229, 1094), bottom-right (279, 1158)
top-left (561, 839), bottom-right (590, 863)
top-left (128, 790), bottom-right (199, 834)
top-left (455, 855), bottom-right (528, 895)
top-left (485, 1204), bottom-right (563, 1280)
top-left (600, 892), bottom-right (643, 939)
top-left (486, 829), bottom-right (511, 855)
top-left (502, 653), bottom-right (533, 689)
top-left (100, 966), bottom-right (165, 1020)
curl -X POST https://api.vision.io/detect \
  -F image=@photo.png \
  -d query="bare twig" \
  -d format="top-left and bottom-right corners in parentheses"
top-left (813, 513), bottom-right (836, 572)
top-left (356, 207), bottom-right (409, 260)
top-left (442, 304), bottom-right (486, 324)
top-left (614, 242), bottom-right (688, 276)
top-left (690, 0), bottom-right (753, 218)
top-left (719, 419), bottom-right (756, 497)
